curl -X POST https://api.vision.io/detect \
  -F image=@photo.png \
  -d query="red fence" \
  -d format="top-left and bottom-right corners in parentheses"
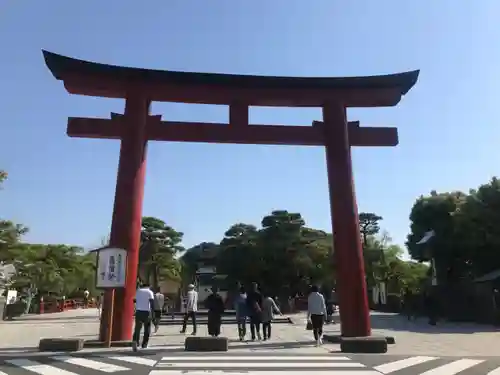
top-left (39, 298), bottom-right (97, 314)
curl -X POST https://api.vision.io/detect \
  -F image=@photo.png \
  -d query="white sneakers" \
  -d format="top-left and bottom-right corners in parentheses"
top-left (315, 336), bottom-right (323, 347)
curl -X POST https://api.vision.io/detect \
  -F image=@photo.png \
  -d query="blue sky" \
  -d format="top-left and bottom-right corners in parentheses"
top-left (1, 1), bottom-right (499, 255)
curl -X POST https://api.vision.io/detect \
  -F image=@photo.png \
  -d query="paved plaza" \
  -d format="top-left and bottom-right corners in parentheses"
top-left (1, 309), bottom-right (500, 374)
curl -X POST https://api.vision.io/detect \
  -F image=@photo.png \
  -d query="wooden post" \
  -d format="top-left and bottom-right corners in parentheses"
top-left (104, 289), bottom-right (115, 348)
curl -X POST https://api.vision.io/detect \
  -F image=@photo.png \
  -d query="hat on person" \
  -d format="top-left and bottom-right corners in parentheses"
top-left (188, 284), bottom-right (195, 290)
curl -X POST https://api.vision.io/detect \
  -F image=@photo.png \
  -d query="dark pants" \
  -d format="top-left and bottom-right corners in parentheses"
top-left (207, 313), bottom-right (222, 337)
top-left (428, 308), bottom-right (437, 325)
top-left (425, 298), bottom-right (438, 325)
top-left (153, 310), bottom-right (162, 327)
top-left (133, 310), bottom-right (151, 347)
top-left (310, 314), bottom-right (324, 340)
top-left (262, 321), bottom-right (271, 339)
top-left (249, 314), bottom-right (261, 339)
top-left (406, 304), bottom-right (417, 321)
top-left (237, 316), bottom-right (247, 339)
top-left (181, 311), bottom-right (197, 333)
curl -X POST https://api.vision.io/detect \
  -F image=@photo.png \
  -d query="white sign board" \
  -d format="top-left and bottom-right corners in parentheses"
top-left (96, 247), bottom-right (127, 288)
top-left (6, 290), bottom-right (17, 304)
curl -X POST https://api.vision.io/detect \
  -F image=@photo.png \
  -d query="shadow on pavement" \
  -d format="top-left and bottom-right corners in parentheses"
top-left (0, 340), bottom-right (333, 360)
top-left (370, 313), bottom-right (500, 334)
top-left (9, 315), bottom-right (99, 323)
top-left (0, 346), bottom-right (38, 353)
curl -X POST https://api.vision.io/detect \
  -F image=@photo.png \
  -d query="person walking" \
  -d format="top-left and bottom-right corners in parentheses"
top-left (205, 286), bottom-right (225, 337)
top-left (180, 284), bottom-right (198, 335)
top-left (246, 282), bottom-right (263, 341)
top-left (261, 291), bottom-right (282, 341)
top-left (403, 288), bottom-right (417, 321)
top-left (307, 285), bottom-right (327, 346)
top-left (234, 286), bottom-right (248, 341)
top-left (96, 292), bottom-right (103, 317)
top-left (153, 288), bottom-right (165, 333)
top-left (424, 288), bottom-right (438, 326)
top-left (83, 289), bottom-right (90, 308)
top-left (132, 282), bottom-right (154, 351)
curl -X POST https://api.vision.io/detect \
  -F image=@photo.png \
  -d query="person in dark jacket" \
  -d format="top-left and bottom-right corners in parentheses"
top-left (205, 286), bottom-right (225, 337)
top-left (246, 282), bottom-right (263, 341)
top-left (403, 288), bottom-right (418, 321)
top-left (424, 288), bottom-right (438, 326)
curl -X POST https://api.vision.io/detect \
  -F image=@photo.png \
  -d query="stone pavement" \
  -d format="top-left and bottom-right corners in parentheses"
top-left (323, 311), bottom-right (500, 357)
top-left (1, 308), bottom-right (500, 358)
top-left (0, 308), bottom-right (100, 350)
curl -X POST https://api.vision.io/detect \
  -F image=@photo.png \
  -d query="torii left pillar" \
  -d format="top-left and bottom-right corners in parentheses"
top-left (99, 91), bottom-right (150, 342)
top-left (323, 101), bottom-right (371, 337)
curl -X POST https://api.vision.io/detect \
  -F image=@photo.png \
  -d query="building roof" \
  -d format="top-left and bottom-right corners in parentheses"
top-left (42, 50), bottom-right (419, 107)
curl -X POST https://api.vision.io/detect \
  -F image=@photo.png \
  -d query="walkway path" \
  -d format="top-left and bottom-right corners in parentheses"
top-left (2, 308), bottom-right (500, 358)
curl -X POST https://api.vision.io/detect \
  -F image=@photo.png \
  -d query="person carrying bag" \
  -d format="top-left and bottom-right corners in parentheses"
top-left (306, 285), bottom-right (327, 346)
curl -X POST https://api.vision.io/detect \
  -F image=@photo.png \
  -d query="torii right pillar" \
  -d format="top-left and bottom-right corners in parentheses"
top-left (323, 101), bottom-right (371, 338)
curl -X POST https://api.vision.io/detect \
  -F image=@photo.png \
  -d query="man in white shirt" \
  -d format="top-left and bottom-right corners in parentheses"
top-left (133, 282), bottom-right (154, 351)
top-left (307, 285), bottom-right (327, 346)
top-left (180, 284), bottom-right (198, 335)
top-left (153, 288), bottom-right (165, 333)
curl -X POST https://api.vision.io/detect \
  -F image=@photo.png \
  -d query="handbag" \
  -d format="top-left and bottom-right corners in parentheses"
top-left (306, 320), bottom-right (313, 330)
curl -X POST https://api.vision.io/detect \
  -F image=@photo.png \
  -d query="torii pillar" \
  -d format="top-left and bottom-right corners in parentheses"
top-left (101, 92), bottom-right (150, 342)
top-left (323, 103), bottom-right (370, 336)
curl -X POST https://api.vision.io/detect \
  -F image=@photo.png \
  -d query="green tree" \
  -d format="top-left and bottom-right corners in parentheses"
top-left (216, 224), bottom-right (260, 287)
top-left (359, 212), bottom-right (383, 247)
top-left (0, 170), bottom-right (29, 261)
top-left (406, 191), bottom-right (467, 283)
top-left (453, 178), bottom-right (500, 277)
top-left (217, 211), bottom-right (333, 298)
top-left (0, 170), bottom-right (7, 188)
top-left (0, 221), bottom-right (29, 261)
top-left (258, 210), bottom-right (309, 295)
top-left (6, 244), bottom-right (97, 312)
top-left (359, 212), bottom-right (386, 288)
top-left (139, 217), bottom-right (184, 289)
top-left (8, 244), bottom-right (96, 295)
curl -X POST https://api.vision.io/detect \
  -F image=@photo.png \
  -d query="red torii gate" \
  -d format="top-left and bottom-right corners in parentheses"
top-left (42, 50), bottom-right (419, 343)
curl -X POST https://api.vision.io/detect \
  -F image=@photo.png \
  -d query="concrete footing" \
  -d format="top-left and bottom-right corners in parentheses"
top-left (185, 336), bottom-right (228, 352)
top-left (39, 338), bottom-right (84, 352)
top-left (323, 334), bottom-right (395, 345)
top-left (339, 336), bottom-right (388, 353)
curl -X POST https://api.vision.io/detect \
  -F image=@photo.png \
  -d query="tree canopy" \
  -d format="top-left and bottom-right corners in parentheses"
top-left (0, 170), bottom-right (7, 188)
top-left (182, 209), bottom-right (428, 298)
top-left (138, 216), bottom-right (184, 288)
top-left (406, 177), bottom-right (500, 282)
